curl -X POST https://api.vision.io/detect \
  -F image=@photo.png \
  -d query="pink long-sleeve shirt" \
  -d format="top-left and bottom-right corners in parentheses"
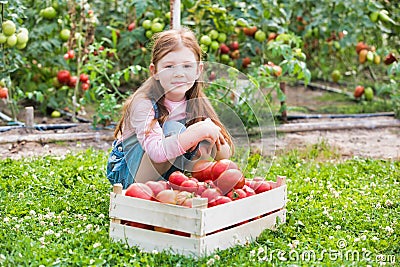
top-left (120, 96), bottom-right (187, 163)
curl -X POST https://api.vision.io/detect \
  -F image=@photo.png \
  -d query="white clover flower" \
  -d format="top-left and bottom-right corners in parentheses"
top-left (206, 258), bottom-right (215, 266)
top-left (385, 226), bottom-right (394, 234)
top-left (354, 237), bottom-right (360, 242)
top-left (29, 210), bottom-right (36, 216)
top-left (329, 236), bottom-right (334, 240)
top-left (93, 242), bottom-right (101, 249)
top-left (86, 224), bottom-right (93, 230)
top-left (335, 225), bottom-right (341, 230)
top-left (384, 200), bottom-right (393, 207)
top-left (214, 255), bottom-right (220, 260)
top-left (3, 217), bottom-right (9, 223)
top-left (44, 229), bottom-right (54, 235)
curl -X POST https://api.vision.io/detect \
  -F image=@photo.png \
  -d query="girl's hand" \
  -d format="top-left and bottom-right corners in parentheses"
top-left (193, 118), bottom-right (221, 144)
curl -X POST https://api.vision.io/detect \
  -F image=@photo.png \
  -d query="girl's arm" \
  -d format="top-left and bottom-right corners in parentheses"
top-left (177, 118), bottom-right (222, 151)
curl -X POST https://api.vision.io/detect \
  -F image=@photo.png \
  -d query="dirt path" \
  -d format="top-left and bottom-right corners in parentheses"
top-left (1, 85), bottom-right (399, 161)
top-left (1, 118), bottom-right (399, 161)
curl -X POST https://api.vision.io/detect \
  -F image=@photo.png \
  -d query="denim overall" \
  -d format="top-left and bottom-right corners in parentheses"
top-left (106, 100), bottom-right (198, 189)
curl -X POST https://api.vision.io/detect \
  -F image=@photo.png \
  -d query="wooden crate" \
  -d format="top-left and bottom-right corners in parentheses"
top-left (109, 176), bottom-right (287, 257)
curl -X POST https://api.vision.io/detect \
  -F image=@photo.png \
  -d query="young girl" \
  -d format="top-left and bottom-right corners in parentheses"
top-left (107, 27), bottom-right (234, 189)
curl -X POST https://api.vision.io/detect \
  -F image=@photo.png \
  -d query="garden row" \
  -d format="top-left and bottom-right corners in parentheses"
top-left (1, 0), bottom-right (399, 127)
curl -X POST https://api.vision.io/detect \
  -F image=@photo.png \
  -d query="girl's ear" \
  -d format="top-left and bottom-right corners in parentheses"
top-left (196, 61), bottom-right (204, 80)
top-left (149, 63), bottom-right (159, 80)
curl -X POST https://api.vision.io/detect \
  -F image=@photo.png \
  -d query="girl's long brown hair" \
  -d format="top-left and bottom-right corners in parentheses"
top-left (114, 27), bottom-right (234, 151)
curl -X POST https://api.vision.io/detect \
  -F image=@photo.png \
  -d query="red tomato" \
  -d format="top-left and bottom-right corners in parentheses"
top-left (180, 179), bottom-right (198, 193)
top-left (0, 87), bottom-right (8, 99)
top-left (246, 178), bottom-right (272, 194)
top-left (128, 22), bottom-right (136, 31)
top-left (192, 160), bottom-right (215, 182)
top-left (68, 76), bottom-right (78, 88)
top-left (67, 50), bottom-right (75, 59)
top-left (208, 196), bottom-right (232, 207)
top-left (168, 171), bottom-right (189, 187)
top-left (155, 189), bottom-right (177, 204)
top-left (145, 181), bottom-right (168, 197)
top-left (154, 226), bottom-right (171, 233)
top-left (81, 82), bottom-right (90, 91)
top-left (126, 221), bottom-right (153, 230)
top-left (242, 185), bottom-right (256, 197)
top-left (211, 159), bottom-right (239, 181)
top-left (214, 169), bottom-right (245, 195)
top-left (173, 230), bottom-right (190, 237)
top-left (227, 188), bottom-right (247, 201)
top-left (125, 183), bottom-right (153, 200)
top-left (79, 73), bottom-right (89, 83)
top-left (176, 191), bottom-right (196, 208)
top-left (57, 70), bottom-right (71, 85)
top-left (200, 188), bottom-right (222, 203)
top-left (196, 182), bottom-right (208, 196)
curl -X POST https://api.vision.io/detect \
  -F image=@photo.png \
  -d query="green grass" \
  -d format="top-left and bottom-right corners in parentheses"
top-left (0, 147), bottom-right (399, 266)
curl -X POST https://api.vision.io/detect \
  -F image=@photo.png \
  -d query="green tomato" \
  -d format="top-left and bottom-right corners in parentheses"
top-left (0, 33), bottom-right (7, 44)
top-left (2, 20), bottom-right (16, 36)
top-left (51, 110), bottom-right (61, 118)
top-left (236, 18), bottom-right (248, 27)
top-left (220, 54), bottom-right (230, 63)
top-left (210, 41), bottom-right (219, 51)
top-left (209, 30), bottom-right (219, 40)
top-left (367, 51), bottom-right (374, 62)
top-left (16, 42), bottom-right (27, 50)
top-left (254, 30), bottom-right (266, 42)
top-left (200, 35), bottom-right (212, 46)
top-left (369, 12), bottom-right (379, 23)
top-left (6, 34), bottom-right (17, 47)
top-left (331, 70), bottom-right (341, 83)
top-left (17, 32), bottom-right (29, 44)
top-left (151, 22), bottom-right (164, 33)
top-left (364, 87), bottom-right (374, 101)
top-left (142, 20), bottom-right (152, 30)
top-left (41, 7), bottom-right (57, 20)
top-left (217, 33), bottom-right (227, 43)
top-left (60, 29), bottom-right (70, 42)
top-left (145, 30), bottom-right (153, 39)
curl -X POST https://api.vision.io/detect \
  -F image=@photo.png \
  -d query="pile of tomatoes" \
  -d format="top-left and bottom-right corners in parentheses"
top-left (122, 159), bottom-right (275, 235)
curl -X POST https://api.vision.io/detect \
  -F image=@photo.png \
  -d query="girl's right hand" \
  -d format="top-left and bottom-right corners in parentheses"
top-left (178, 118), bottom-right (222, 153)
top-left (195, 118), bottom-right (221, 144)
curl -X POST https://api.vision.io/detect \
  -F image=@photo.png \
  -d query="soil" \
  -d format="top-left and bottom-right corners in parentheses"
top-left (1, 85), bottom-right (399, 161)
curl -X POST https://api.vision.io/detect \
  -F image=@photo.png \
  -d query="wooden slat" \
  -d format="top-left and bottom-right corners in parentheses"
top-left (110, 222), bottom-right (202, 256)
top-left (202, 209), bottom-right (286, 256)
top-left (201, 184), bottom-right (286, 234)
top-left (109, 194), bottom-right (206, 234)
top-left (110, 209), bottom-right (286, 257)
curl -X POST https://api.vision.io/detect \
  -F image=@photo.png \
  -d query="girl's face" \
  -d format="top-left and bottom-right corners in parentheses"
top-left (150, 46), bottom-right (203, 101)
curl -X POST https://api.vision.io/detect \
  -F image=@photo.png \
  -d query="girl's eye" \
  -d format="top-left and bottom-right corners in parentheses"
top-left (184, 64), bottom-right (194, 68)
top-left (165, 65), bottom-right (174, 68)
